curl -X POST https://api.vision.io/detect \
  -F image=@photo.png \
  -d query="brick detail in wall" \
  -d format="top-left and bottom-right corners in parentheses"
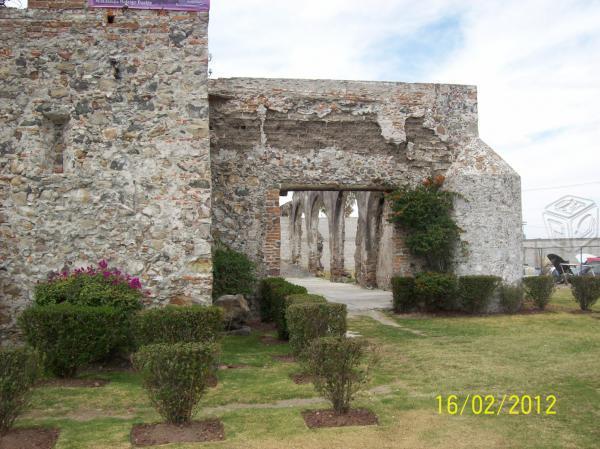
top-left (264, 189), bottom-right (281, 276)
top-left (29, 0), bottom-right (87, 8)
top-left (389, 208), bottom-right (413, 277)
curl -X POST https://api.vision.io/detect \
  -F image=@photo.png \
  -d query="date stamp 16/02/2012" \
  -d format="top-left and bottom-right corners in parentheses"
top-left (436, 394), bottom-right (557, 416)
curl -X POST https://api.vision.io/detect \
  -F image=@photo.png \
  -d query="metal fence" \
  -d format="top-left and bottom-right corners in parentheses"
top-left (523, 239), bottom-right (600, 275)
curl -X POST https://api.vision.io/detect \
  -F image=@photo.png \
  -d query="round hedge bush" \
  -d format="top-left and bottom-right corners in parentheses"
top-left (133, 342), bottom-right (219, 424)
top-left (569, 276), bottom-right (600, 311)
top-left (523, 276), bottom-right (555, 310)
top-left (303, 336), bottom-right (376, 414)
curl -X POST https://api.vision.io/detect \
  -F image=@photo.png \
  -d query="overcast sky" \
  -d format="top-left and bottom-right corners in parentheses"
top-left (209, 0), bottom-right (600, 241)
top-left (7, 0), bottom-right (599, 241)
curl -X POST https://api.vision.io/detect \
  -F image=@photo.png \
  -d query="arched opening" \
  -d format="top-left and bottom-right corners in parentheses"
top-left (279, 188), bottom-right (393, 290)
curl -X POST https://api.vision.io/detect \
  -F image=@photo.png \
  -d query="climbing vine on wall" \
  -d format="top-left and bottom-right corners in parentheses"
top-left (387, 175), bottom-right (461, 273)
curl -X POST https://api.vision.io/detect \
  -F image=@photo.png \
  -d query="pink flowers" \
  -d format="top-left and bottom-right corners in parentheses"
top-left (47, 260), bottom-right (147, 292)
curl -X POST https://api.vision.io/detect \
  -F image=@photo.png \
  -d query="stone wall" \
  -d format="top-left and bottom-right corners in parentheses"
top-left (209, 78), bottom-right (522, 284)
top-left (0, 6), bottom-right (524, 339)
top-left (0, 7), bottom-right (211, 341)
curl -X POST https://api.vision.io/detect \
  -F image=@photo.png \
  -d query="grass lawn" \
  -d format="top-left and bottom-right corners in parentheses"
top-left (15, 287), bottom-right (600, 448)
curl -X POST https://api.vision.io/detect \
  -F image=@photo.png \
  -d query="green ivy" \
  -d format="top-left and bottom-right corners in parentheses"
top-left (387, 176), bottom-right (460, 272)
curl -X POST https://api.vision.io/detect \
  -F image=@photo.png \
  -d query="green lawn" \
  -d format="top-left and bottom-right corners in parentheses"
top-left (15, 287), bottom-right (600, 448)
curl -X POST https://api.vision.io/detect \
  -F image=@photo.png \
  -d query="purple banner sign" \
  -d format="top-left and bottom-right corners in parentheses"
top-left (89, 0), bottom-right (210, 12)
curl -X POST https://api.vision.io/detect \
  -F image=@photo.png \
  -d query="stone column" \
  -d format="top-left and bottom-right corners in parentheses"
top-left (290, 193), bottom-right (304, 265)
top-left (355, 191), bottom-right (384, 288)
top-left (303, 192), bottom-right (324, 276)
top-left (322, 191), bottom-right (347, 282)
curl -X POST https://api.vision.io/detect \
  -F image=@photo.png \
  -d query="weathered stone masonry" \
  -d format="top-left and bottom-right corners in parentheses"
top-left (1, 3), bottom-right (523, 340)
top-left (0, 6), bottom-right (212, 340)
top-left (209, 78), bottom-right (523, 286)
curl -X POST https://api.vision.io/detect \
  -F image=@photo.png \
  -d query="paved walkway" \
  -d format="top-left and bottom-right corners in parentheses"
top-left (285, 276), bottom-right (427, 336)
top-left (284, 276), bottom-right (393, 313)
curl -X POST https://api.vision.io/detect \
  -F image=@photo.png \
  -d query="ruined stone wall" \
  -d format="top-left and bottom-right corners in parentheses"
top-left (209, 78), bottom-right (520, 282)
top-left (445, 139), bottom-right (523, 285)
top-left (0, 7), bottom-right (211, 341)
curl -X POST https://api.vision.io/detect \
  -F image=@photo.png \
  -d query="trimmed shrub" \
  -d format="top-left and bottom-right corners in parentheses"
top-left (286, 301), bottom-right (347, 356)
top-left (458, 275), bottom-right (501, 313)
top-left (133, 342), bottom-right (218, 424)
top-left (391, 276), bottom-right (417, 313)
top-left (499, 284), bottom-right (524, 314)
top-left (33, 260), bottom-right (145, 352)
top-left (414, 272), bottom-right (458, 312)
top-left (0, 347), bottom-right (39, 435)
top-left (276, 293), bottom-right (327, 340)
top-left (34, 260), bottom-right (144, 313)
top-left (212, 245), bottom-right (256, 299)
top-left (569, 277), bottom-right (600, 311)
top-left (133, 306), bottom-right (223, 347)
top-left (258, 278), bottom-right (307, 323)
top-left (303, 336), bottom-right (377, 414)
top-left (523, 276), bottom-right (555, 310)
top-left (18, 305), bottom-right (120, 377)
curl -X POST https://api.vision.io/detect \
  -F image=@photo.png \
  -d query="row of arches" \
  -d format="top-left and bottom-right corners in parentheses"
top-left (286, 191), bottom-right (389, 288)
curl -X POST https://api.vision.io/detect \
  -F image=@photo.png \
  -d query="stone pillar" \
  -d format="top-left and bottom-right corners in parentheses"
top-left (355, 192), bottom-right (384, 288)
top-left (303, 191), bottom-right (324, 276)
top-left (263, 189), bottom-right (281, 276)
top-left (322, 191), bottom-right (346, 282)
top-left (290, 193), bottom-right (304, 265)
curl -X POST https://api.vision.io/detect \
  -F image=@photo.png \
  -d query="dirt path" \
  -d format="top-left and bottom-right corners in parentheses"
top-left (25, 383), bottom-right (407, 422)
top-left (201, 383), bottom-right (401, 414)
top-left (361, 310), bottom-right (427, 337)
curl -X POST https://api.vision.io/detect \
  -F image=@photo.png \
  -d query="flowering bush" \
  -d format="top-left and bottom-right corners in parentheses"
top-left (34, 259), bottom-right (147, 312)
top-left (31, 260), bottom-right (148, 356)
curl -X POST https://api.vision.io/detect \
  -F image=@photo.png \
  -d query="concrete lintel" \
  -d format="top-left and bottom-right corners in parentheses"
top-left (280, 184), bottom-right (393, 194)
